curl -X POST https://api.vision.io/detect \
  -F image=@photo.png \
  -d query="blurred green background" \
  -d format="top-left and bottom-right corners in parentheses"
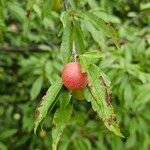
top-left (0, 0), bottom-right (150, 149)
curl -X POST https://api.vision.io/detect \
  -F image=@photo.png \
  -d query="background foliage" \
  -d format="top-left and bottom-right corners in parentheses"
top-left (0, 0), bottom-right (150, 149)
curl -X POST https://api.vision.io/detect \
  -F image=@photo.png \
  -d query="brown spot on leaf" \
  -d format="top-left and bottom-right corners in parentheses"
top-left (99, 76), bottom-right (107, 87)
top-left (108, 115), bottom-right (116, 126)
top-left (25, 10), bottom-right (31, 17)
top-left (52, 123), bottom-right (56, 130)
top-left (99, 76), bottom-right (111, 105)
top-left (105, 91), bottom-right (111, 106)
top-left (88, 82), bottom-right (93, 88)
top-left (35, 109), bottom-right (40, 121)
top-left (37, 90), bottom-right (49, 107)
top-left (38, 99), bottom-right (44, 107)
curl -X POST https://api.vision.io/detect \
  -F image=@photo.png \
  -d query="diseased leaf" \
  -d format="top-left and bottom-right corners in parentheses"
top-left (52, 104), bottom-right (73, 150)
top-left (60, 20), bottom-right (73, 63)
top-left (84, 64), bottom-right (123, 137)
top-left (34, 79), bottom-right (63, 133)
top-left (30, 76), bottom-right (43, 100)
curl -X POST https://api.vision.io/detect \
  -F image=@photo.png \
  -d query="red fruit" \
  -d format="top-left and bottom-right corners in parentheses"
top-left (61, 62), bottom-right (87, 90)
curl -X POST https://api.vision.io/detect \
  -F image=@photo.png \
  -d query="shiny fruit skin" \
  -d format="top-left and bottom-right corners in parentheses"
top-left (61, 62), bottom-right (87, 90)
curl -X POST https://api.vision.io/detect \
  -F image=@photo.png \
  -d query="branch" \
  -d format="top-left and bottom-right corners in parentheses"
top-left (63, 0), bottom-right (67, 11)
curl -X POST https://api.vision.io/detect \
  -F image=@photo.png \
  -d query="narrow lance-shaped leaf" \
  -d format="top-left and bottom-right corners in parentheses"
top-left (30, 76), bottom-right (43, 100)
top-left (26, 0), bottom-right (36, 10)
top-left (85, 64), bottom-right (124, 137)
top-left (80, 50), bottom-right (103, 59)
top-left (34, 79), bottom-right (63, 133)
top-left (59, 89), bottom-right (72, 109)
top-left (52, 103), bottom-right (73, 150)
top-left (8, 2), bottom-right (26, 23)
top-left (74, 20), bottom-right (85, 54)
top-left (82, 15), bottom-right (106, 49)
top-left (0, 0), bottom-right (5, 43)
top-left (60, 20), bottom-right (73, 63)
top-left (42, 0), bottom-right (54, 18)
top-left (133, 83), bottom-right (150, 109)
top-left (86, 12), bottom-right (120, 48)
top-left (79, 50), bottom-right (103, 72)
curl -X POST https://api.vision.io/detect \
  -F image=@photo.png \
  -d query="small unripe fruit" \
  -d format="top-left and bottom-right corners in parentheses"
top-left (39, 130), bottom-right (46, 138)
top-left (61, 62), bottom-right (87, 90)
top-left (52, 0), bottom-right (62, 11)
top-left (72, 89), bottom-right (85, 100)
top-left (13, 113), bottom-right (21, 120)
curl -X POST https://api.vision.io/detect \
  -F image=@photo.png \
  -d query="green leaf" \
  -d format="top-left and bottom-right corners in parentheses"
top-left (0, 0), bottom-right (5, 43)
top-left (41, 0), bottom-right (54, 18)
top-left (52, 104), bottom-right (73, 150)
top-left (60, 20), bottom-right (73, 63)
top-left (74, 20), bottom-right (85, 54)
top-left (92, 10), bottom-right (121, 24)
top-left (33, 4), bottom-right (41, 18)
top-left (86, 12), bottom-right (119, 48)
top-left (30, 76), bottom-right (43, 100)
top-left (84, 64), bottom-right (124, 137)
top-left (82, 15), bottom-right (105, 49)
top-left (87, 0), bottom-right (98, 9)
top-left (26, 0), bottom-right (36, 10)
top-left (140, 2), bottom-right (150, 10)
top-left (80, 50), bottom-right (103, 59)
top-left (59, 90), bottom-right (72, 109)
top-left (125, 134), bottom-right (136, 149)
top-left (73, 138), bottom-right (92, 150)
top-left (0, 129), bottom-right (17, 140)
top-left (8, 2), bottom-right (26, 22)
top-left (34, 79), bottom-right (63, 133)
top-left (133, 83), bottom-right (150, 109)
top-left (79, 50), bottom-right (103, 71)
top-left (124, 83), bottom-right (133, 109)
top-left (60, 11), bottom-right (71, 27)
top-left (0, 142), bottom-right (7, 150)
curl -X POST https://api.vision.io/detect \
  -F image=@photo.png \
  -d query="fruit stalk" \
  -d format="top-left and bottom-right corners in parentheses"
top-left (72, 41), bottom-right (77, 62)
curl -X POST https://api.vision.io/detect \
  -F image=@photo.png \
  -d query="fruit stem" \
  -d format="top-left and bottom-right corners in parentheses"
top-left (72, 41), bottom-right (77, 62)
